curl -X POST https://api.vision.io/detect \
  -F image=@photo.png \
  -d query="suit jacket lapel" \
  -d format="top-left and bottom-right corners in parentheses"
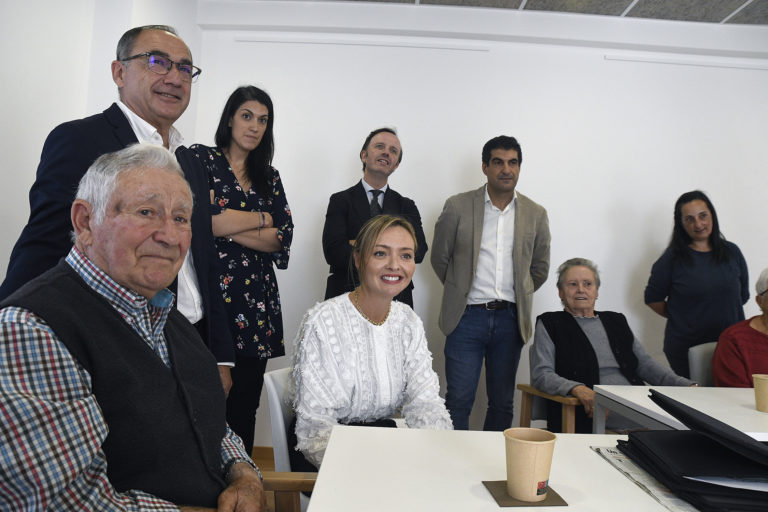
top-left (352, 180), bottom-right (372, 221)
top-left (471, 185), bottom-right (485, 275)
top-left (103, 103), bottom-right (140, 147)
top-left (512, 192), bottom-right (529, 285)
top-left (381, 187), bottom-right (397, 214)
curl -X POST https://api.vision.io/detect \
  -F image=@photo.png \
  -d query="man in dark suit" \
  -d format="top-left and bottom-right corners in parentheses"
top-left (321, 127), bottom-right (427, 307)
top-left (0, 25), bottom-right (235, 390)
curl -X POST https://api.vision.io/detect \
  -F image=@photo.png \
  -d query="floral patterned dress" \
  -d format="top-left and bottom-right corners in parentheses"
top-left (191, 145), bottom-right (293, 359)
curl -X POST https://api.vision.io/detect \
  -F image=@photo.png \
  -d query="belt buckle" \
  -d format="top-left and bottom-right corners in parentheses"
top-left (486, 300), bottom-right (501, 310)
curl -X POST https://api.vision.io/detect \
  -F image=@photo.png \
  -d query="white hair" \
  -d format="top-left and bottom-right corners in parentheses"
top-left (72, 144), bottom-right (190, 244)
top-left (757, 267), bottom-right (768, 296)
top-left (556, 257), bottom-right (601, 290)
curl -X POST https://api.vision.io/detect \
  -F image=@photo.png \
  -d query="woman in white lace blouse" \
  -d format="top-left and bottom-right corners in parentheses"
top-left (291, 215), bottom-right (452, 469)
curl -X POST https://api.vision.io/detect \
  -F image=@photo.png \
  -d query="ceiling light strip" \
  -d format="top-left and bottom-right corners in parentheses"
top-left (721, 0), bottom-right (754, 24)
top-left (621, 0), bottom-right (642, 18)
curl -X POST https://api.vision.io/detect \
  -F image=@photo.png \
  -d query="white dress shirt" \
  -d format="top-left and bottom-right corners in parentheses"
top-left (116, 101), bottom-right (204, 324)
top-left (361, 178), bottom-right (388, 209)
top-left (467, 186), bottom-right (517, 304)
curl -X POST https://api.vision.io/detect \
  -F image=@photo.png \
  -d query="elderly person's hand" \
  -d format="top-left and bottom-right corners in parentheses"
top-left (217, 462), bottom-right (266, 512)
top-left (570, 385), bottom-right (596, 418)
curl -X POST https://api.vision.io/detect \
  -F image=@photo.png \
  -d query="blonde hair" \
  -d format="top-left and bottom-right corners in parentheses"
top-left (352, 215), bottom-right (417, 283)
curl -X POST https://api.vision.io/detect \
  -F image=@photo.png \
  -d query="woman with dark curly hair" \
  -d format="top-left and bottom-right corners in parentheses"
top-left (645, 190), bottom-right (748, 378)
top-left (192, 85), bottom-right (293, 453)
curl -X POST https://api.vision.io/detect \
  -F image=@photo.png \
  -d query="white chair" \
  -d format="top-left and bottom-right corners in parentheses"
top-left (264, 367), bottom-right (313, 512)
top-left (688, 341), bottom-right (718, 386)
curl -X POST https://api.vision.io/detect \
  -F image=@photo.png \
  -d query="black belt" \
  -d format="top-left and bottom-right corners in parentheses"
top-left (467, 300), bottom-right (515, 311)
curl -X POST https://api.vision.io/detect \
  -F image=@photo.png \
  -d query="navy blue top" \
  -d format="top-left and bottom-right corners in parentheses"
top-left (644, 241), bottom-right (749, 354)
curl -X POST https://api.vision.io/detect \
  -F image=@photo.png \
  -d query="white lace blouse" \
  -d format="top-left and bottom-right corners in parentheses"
top-left (291, 293), bottom-right (453, 467)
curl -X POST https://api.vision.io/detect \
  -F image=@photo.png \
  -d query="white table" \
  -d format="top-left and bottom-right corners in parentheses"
top-left (593, 385), bottom-right (768, 440)
top-left (308, 426), bottom-right (668, 512)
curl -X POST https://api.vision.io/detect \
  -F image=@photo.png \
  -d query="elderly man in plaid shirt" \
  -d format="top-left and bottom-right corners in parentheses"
top-left (0, 144), bottom-right (265, 511)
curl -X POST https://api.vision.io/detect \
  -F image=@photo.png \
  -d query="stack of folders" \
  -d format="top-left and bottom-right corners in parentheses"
top-left (617, 390), bottom-right (768, 512)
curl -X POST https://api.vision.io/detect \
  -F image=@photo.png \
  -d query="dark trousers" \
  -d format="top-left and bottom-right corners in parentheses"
top-left (444, 305), bottom-right (524, 431)
top-left (664, 345), bottom-right (691, 379)
top-left (226, 355), bottom-right (268, 454)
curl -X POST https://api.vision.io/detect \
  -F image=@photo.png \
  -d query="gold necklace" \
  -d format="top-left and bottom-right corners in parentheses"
top-left (352, 289), bottom-right (390, 326)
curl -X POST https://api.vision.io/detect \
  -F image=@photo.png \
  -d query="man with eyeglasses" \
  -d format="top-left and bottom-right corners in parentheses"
top-left (0, 25), bottom-right (235, 392)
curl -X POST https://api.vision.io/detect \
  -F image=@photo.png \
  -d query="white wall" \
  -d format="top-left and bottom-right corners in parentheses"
top-left (0, 0), bottom-right (94, 257)
top-left (1, 0), bottom-right (767, 448)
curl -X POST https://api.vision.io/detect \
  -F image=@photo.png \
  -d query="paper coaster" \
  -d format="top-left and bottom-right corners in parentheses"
top-left (482, 481), bottom-right (568, 507)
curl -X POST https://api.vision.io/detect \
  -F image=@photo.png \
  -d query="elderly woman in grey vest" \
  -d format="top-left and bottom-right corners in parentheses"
top-left (530, 258), bottom-right (693, 433)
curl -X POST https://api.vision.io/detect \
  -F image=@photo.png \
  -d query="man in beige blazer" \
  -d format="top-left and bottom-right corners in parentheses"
top-left (431, 135), bottom-right (550, 430)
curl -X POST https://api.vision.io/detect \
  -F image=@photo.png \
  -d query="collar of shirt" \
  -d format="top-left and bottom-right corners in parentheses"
top-left (483, 184), bottom-right (517, 213)
top-left (467, 186), bottom-right (518, 304)
top-left (361, 178), bottom-right (389, 206)
top-left (65, 246), bottom-right (175, 365)
top-left (116, 100), bottom-right (184, 152)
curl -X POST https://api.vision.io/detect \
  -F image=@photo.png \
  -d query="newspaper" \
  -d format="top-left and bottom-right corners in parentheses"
top-left (591, 446), bottom-right (699, 512)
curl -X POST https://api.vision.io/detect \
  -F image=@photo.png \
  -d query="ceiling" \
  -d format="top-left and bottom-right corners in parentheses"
top-left (343, 0), bottom-right (768, 26)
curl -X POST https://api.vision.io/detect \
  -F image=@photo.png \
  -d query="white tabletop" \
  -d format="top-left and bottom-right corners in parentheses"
top-left (308, 426), bottom-right (668, 512)
top-left (593, 385), bottom-right (768, 441)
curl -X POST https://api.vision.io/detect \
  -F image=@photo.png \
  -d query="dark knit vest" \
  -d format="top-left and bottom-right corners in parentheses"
top-left (1, 261), bottom-right (227, 507)
top-left (537, 311), bottom-right (643, 433)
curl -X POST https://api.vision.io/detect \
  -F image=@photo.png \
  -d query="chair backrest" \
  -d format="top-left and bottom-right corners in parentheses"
top-left (264, 367), bottom-right (295, 472)
top-left (688, 341), bottom-right (718, 386)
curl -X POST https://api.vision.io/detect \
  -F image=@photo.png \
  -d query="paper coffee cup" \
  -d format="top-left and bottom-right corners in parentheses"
top-left (753, 374), bottom-right (768, 413)
top-left (503, 428), bottom-right (557, 502)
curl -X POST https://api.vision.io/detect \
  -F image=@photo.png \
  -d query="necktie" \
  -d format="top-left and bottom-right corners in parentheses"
top-left (369, 189), bottom-right (383, 216)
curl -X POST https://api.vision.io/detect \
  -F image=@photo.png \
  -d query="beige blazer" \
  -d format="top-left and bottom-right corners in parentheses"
top-left (430, 186), bottom-right (550, 341)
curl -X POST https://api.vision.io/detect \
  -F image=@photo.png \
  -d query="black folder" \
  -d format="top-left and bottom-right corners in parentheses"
top-left (648, 389), bottom-right (768, 466)
top-left (615, 390), bottom-right (768, 512)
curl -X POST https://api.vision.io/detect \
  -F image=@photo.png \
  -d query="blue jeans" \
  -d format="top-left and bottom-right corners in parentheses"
top-left (444, 305), bottom-right (524, 431)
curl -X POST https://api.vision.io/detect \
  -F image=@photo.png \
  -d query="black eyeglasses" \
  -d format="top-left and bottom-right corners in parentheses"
top-left (122, 52), bottom-right (202, 83)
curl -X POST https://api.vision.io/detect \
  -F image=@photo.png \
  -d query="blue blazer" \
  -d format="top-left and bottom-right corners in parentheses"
top-left (0, 103), bottom-right (234, 362)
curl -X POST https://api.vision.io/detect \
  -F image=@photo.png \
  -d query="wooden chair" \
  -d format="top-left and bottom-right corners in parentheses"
top-left (261, 471), bottom-right (317, 512)
top-left (517, 383), bottom-right (580, 433)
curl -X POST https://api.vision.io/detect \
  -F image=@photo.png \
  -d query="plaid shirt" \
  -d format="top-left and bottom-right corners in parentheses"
top-left (0, 247), bottom-right (256, 511)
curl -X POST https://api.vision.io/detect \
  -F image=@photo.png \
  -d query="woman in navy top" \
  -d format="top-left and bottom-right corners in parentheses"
top-left (645, 190), bottom-right (748, 378)
top-left (192, 86), bottom-right (293, 453)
